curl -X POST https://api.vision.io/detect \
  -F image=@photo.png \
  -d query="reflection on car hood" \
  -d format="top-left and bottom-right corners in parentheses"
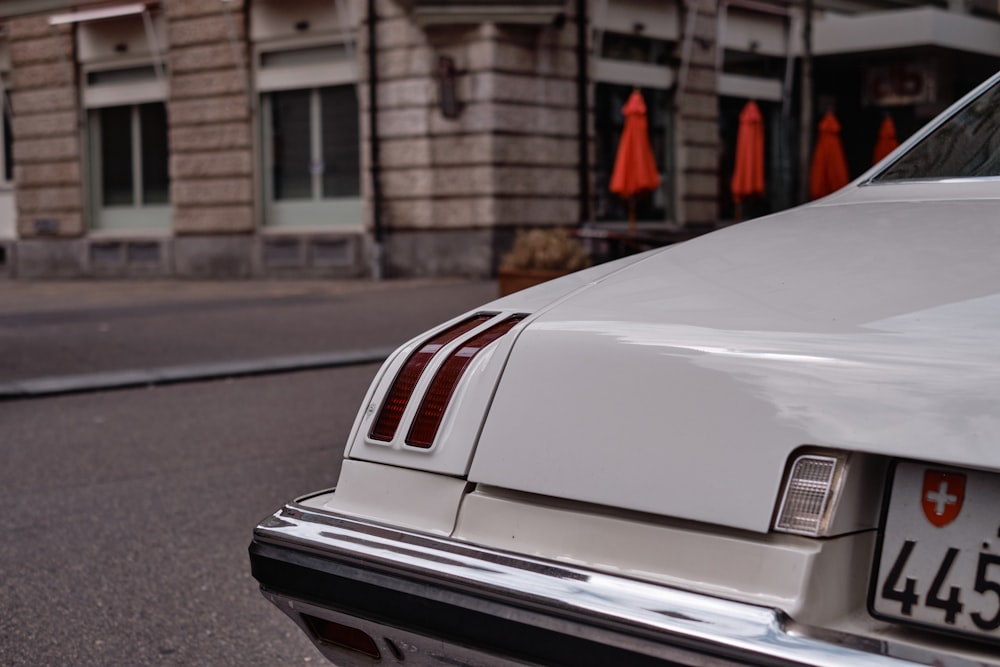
top-left (471, 198), bottom-right (1000, 533)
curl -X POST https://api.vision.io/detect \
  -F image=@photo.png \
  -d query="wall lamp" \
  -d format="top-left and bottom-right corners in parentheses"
top-left (436, 56), bottom-right (463, 119)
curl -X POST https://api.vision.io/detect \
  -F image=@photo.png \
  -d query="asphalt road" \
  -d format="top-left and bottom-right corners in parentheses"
top-left (1, 368), bottom-right (370, 666)
top-left (0, 277), bottom-right (498, 666)
top-left (0, 278), bottom-right (497, 385)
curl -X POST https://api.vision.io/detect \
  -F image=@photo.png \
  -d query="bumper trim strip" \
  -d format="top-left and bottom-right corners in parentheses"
top-left (250, 502), bottom-right (984, 667)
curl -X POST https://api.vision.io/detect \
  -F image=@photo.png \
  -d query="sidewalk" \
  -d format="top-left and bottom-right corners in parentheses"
top-left (0, 277), bottom-right (498, 398)
top-left (0, 277), bottom-right (474, 314)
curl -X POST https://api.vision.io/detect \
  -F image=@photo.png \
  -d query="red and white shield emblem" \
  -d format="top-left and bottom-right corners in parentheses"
top-left (921, 470), bottom-right (965, 528)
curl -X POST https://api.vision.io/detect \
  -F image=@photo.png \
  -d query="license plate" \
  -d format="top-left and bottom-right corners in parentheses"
top-left (870, 461), bottom-right (1000, 643)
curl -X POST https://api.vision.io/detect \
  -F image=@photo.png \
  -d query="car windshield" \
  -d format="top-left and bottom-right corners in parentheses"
top-left (872, 78), bottom-right (1000, 183)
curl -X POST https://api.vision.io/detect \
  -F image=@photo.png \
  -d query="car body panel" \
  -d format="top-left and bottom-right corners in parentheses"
top-left (471, 199), bottom-right (1000, 532)
top-left (303, 460), bottom-right (470, 535)
top-left (452, 486), bottom-right (873, 624)
top-left (344, 254), bottom-right (650, 476)
top-left (252, 498), bottom-right (1000, 667)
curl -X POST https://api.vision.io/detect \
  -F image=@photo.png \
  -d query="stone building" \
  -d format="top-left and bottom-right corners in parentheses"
top-left (0, 0), bottom-right (998, 280)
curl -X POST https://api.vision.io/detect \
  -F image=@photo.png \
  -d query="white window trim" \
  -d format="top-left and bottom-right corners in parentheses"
top-left (593, 59), bottom-right (675, 90)
top-left (84, 79), bottom-right (167, 108)
top-left (254, 36), bottom-right (358, 93)
top-left (718, 73), bottom-right (783, 102)
top-left (82, 58), bottom-right (167, 109)
top-left (257, 60), bottom-right (356, 93)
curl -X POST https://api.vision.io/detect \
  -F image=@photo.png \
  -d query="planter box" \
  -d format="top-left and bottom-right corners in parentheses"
top-left (497, 268), bottom-right (569, 297)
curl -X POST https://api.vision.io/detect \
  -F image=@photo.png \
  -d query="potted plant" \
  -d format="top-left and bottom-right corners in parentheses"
top-left (497, 227), bottom-right (591, 296)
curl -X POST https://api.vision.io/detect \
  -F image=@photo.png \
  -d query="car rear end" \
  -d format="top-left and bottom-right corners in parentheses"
top-left (249, 236), bottom-right (1000, 665)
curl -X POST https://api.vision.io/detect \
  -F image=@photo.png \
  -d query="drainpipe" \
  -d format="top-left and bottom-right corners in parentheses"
top-left (368, 0), bottom-right (384, 279)
top-left (576, 0), bottom-right (590, 226)
top-left (798, 0), bottom-right (813, 204)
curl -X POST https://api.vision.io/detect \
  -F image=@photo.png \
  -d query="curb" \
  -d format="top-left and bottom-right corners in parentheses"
top-left (0, 347), bottom-right (394, 400)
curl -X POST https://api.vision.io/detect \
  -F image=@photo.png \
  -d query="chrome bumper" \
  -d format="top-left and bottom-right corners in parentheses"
top-left (250, 500), bottom-right (979, 667)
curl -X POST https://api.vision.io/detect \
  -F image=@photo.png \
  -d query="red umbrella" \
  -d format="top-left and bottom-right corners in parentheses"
top-left (872, 115), bottom-right (899, 165)
top-left (609, 89), bottom-right (661, 235)
top-left (730, 100), bottom-right (765, 219)
top-left (809, 111), bottom-right (850, 200)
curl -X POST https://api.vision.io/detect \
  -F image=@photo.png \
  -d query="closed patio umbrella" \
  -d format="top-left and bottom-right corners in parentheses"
top-left (809, 111), bottom-right (850, 200)
top-left (872, 114), bottom-right (899, 165)
top-left (730, 100), bottom-right (765, 219)
top-left (610, 89), bottom-right (661, 235)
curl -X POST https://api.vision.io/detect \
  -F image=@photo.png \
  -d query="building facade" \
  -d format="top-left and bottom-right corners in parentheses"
top-left (0, 0), bottom-right (998, 280)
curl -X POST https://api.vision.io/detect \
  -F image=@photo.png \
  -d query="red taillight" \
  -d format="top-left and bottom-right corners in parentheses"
top-left (369, 314), bottom-right (493, 442)
top-left (406, 315), bottom-right (525, 448)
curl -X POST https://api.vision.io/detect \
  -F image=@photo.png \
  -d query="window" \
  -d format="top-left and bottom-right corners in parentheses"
top-left (592, 24), bottom-right (676, 227)
top-left (719, 96), bottom-right (790, 222)
top-left (262, 84), bottom-right (360, 227)
top-left (88, 102), bottom-right (170, 231)
top-left (872, 78), bottom-right (1000, 183)
top-left (595, 83), bottom-right (672, 224)
top-left (601, 31), bottom-right (673, 66)
top-left (254, 15), bottom-right (361, 228)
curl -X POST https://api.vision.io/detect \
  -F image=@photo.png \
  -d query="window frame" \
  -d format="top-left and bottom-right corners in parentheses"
top-left (254, 35), bottom-right (362, 230)
top-left (593, 29), bottom-right (677, 228)
top-left (260, 84), bottom-right (362, 229)
top-left (83, 60), bottom-right (170, 234)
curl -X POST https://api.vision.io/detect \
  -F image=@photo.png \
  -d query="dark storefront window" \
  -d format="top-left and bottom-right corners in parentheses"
top-left (139, 103), bottom-right (169, 205)
top-left (718, 97), bottom-right (797, 221)
top-left (271, 89), bottom-right (313, 200)
top-left (595, 83), bottom-right (672, 224)
top-left (601, 32), bottom-right (673, 66)
top-left (320, 86), bottom-right (360, 198)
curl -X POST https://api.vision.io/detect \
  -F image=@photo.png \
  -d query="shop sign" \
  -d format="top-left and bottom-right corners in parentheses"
top-left (864, 64), bottom-right (937, 107)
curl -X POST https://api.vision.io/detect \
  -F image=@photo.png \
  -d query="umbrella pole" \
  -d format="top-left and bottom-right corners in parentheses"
top-left (628, 198), bottom-right (636, 236)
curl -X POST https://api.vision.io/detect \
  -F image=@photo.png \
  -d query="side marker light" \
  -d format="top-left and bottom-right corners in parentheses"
top-left (774, 453), bottom-right (844, 537)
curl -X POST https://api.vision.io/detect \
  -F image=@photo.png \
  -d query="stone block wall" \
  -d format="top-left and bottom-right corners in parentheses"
top-left (8, 16), bottom-right (83, 240)
top-left (1, 0), bottom-right (722, 280)
top-left (674, 0), bottom-right (720, 231)
top-left (165, 0), bottom-right (254, 238)
top-left (371, 0), bottom-right (582, 277)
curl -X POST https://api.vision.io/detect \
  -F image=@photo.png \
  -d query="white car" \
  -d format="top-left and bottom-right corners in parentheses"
top-left (250, 71), bottom-right (1000, 666)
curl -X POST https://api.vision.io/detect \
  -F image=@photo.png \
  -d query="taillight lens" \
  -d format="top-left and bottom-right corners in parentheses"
top-left (406, 315), bottom-right (525, 448)
top-left (369, 314), bottom-right (493, 442)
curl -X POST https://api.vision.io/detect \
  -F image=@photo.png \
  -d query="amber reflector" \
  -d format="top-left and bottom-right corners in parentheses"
top-left (407, 315), bottom-right (525, 448)
top-left (369, 314), bottom-right (493, 442)
top-left (302, 614), bottom-right (380, 659)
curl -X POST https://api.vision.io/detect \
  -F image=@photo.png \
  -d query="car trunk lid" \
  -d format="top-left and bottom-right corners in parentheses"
top-left (470, 199), bottom-right (1000, 532)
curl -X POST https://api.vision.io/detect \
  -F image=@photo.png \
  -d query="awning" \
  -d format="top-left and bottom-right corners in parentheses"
top-left (49, 3), bottom-right (149, 26)
top-left (813, 6), bottom-right (1000, 58)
